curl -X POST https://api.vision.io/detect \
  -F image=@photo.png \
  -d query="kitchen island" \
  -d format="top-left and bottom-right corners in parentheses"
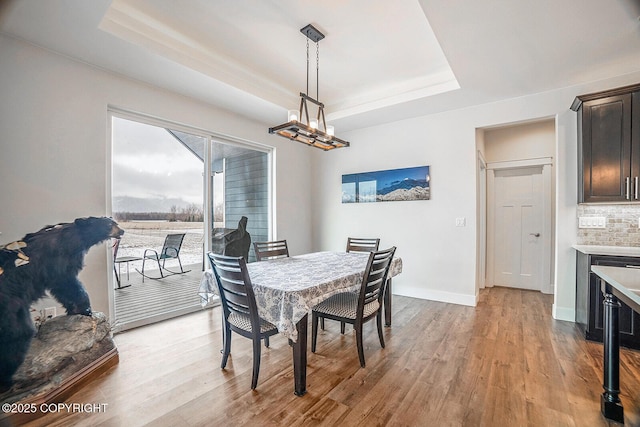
top-left (591, 265), bottom-right (640, 423)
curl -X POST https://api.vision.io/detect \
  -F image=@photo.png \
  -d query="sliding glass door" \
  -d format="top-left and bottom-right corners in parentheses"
top-left (110, 113), bottom-right (271, 331)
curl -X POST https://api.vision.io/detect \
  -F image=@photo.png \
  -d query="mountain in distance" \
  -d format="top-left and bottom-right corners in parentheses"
top-left (377, 178), bottom-right (430, 202)
top-left (377, 178), bottom-right (429, 195)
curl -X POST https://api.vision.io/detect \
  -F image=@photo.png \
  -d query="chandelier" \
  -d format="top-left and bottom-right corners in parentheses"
top-left (269, 24), bottom-right (350, 151)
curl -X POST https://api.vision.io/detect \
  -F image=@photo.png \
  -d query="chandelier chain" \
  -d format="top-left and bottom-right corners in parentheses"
top-left (306, 37), bottom-right (310, 96)
top-left (316, 41), bottom-right (320, 100)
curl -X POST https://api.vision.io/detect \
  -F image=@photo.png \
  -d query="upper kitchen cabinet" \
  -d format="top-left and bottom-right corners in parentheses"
top-left (571, 84), bottom-right (640, 203)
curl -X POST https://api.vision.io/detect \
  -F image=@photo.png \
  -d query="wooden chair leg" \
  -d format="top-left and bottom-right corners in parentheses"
top-left (355, 323), bottom-right (366, 368)
top-left (251, 337), bottom-right (261, 390)
top-left (341, 321), bottom-right (346, 334)
top-left (221, 323), bottom-right (232, 369)
top-left (377, 312), bottom-right (385, 348)
top-left (311, 313), bottom-right (319, 353)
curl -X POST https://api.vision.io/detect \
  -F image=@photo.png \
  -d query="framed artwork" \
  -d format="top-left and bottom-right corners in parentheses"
top-left (342, 165), bottom-right (430, 203)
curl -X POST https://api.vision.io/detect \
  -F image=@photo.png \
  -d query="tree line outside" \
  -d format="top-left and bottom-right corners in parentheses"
top-left (114, 203), bottom-right (204, 222)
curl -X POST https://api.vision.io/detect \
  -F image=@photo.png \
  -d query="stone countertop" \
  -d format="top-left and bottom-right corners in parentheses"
top-left (573, 245), bottom-right (640, 257)
top-left (591, 265), bottom-right (640, 308)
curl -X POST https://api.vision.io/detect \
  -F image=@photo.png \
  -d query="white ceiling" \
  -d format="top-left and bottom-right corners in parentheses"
top-left (1, 0), bottom-right (640, 132)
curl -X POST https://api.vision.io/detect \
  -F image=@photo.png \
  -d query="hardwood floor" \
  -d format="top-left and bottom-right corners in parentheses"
top-left (12, 287), bottom-right (640, 426)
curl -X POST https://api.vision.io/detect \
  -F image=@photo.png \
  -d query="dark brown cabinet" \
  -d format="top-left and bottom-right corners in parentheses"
top-left (572, 84), bottom-right (640, 203)
top-left (576, 252), bottom-right (640, 350)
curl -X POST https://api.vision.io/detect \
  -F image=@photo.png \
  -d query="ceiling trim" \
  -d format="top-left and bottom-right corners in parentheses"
top-left (100, 0), bottom-right (298, 108)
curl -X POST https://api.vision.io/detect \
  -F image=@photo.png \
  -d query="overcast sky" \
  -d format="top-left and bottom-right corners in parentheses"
top-left (112, 117), bottom-right (204, 209)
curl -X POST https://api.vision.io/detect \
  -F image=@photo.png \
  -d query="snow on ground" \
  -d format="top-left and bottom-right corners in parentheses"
top-left (114, 221), bottom-right (204, 270)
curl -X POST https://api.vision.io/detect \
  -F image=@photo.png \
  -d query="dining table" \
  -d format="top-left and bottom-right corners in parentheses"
top-left (198, 250), bottom-right (403, 396)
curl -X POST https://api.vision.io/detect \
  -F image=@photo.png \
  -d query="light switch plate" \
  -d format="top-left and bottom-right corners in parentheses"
top-left (578, 216), bottom-right (606, 229)
top-left (455, 217), bottom-right (466, 227)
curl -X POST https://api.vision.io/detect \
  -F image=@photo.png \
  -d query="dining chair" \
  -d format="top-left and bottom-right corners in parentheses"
top-left (253, 240), bottom-right (289, 261)
top-left (346, 237), bottom-right (380, 253)
top-left (311, 246), bottom-right (396, 367)
top-left (336, 237), bottom-right (381, 333)
top-left (207, 252), bottom-right (279, 389)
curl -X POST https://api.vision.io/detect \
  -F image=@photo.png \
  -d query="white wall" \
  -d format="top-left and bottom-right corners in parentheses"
top-left (312, 113), bottom-right (479, 307)
top-left (0, 34), bottom-right (313, 317)
top-left (484, 120), bottom-right (556, 162)
top-left (312, 72), bottom-right (640, 318)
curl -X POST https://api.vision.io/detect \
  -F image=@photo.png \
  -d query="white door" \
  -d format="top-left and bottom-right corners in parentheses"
top-left (492, 166), bottom-right (543, 290)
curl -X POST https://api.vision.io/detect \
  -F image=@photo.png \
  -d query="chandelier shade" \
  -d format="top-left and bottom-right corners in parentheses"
top-left (268, 24), bottom-right (350, 151)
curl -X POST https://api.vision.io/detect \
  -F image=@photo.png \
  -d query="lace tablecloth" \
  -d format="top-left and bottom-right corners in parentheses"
top-left (199, 251), bottom-right (403, 341)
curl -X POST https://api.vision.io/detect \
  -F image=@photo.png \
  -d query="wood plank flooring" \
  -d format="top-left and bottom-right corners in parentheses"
top-left (12, 287), bottom-right (640, 426)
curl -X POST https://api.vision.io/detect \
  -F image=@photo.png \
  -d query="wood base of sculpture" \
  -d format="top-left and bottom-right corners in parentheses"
top-left (0, 312), bottom-right (119, 425)
top-left (0, 348), bottom-right (118, 425)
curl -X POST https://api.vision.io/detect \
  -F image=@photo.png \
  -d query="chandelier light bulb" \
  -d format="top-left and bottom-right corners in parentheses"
top-left (310, 118), bottom-right (318, 129)
top-left (288, 110), bottom-right (299, 121)
top-left (326, 125), bottom-right (334, 136)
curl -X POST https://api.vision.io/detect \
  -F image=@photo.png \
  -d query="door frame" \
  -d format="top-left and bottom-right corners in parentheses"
top-left (477, 151), bottom-right (487, 290)
top-left (486, 157), bottom-right (553, 294)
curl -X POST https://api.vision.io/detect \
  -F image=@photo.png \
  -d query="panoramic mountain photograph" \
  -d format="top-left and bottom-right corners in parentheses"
top-left (342, 165), bottom-right (430, 203)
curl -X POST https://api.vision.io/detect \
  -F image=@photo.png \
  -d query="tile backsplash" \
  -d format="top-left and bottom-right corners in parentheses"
top-left (577, 204), bottom-right (640, 246)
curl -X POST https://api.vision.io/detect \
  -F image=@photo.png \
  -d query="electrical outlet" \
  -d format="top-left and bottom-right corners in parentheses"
top-left (455, 217), bottom-right (466, 227)
top-left (578, 216), bottom-right (606, 229)
top-left (44, 307), bottom-right (56, 319)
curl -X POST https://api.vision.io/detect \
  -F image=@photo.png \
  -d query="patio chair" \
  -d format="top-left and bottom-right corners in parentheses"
top-left (207, 252), bottom-right (279, 389)
top-left (112, 238), bottom-right (141, 289)
top-left (139, 233), bottom-right (189, 281)
top-left (312, 246), bottom-right (396, 368)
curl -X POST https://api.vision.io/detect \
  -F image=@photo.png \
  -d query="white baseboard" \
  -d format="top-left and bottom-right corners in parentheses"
top-left (393, 286), bottom-right (477, 307)
top-left (552, 304), bottom-right (575, 322)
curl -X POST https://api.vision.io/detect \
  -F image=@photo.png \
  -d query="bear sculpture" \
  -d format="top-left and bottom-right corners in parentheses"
top-left (0, 217), bottom-right (123, 391)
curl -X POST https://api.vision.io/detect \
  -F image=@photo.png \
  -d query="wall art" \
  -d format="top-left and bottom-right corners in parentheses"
top-left (342, 165), bottom-right (430, 203)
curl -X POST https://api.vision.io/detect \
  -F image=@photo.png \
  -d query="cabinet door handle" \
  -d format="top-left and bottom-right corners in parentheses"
top-left (635, 176), bottom-right (638, 200)
top-left (626, 265), bottom-right (640, 269)
top-left (626, 176), bottom-right (631, 200)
